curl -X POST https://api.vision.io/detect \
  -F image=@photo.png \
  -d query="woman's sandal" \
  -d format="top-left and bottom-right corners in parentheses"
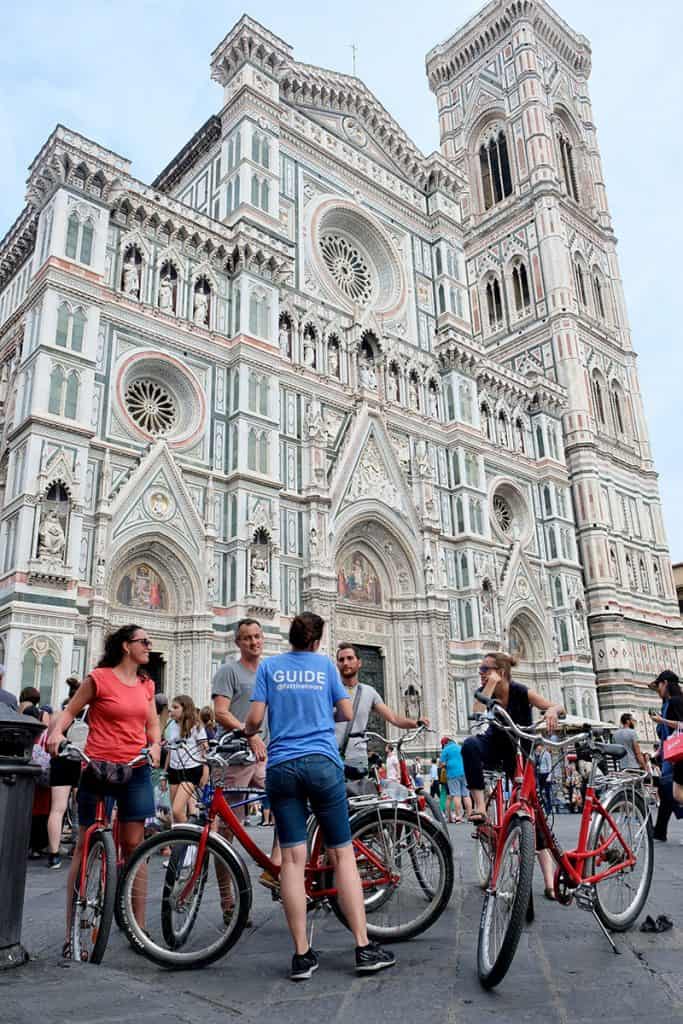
top-left (543, 888), bottom-right (556, 901)
top-left (468, 812), bottom-right (487, 825)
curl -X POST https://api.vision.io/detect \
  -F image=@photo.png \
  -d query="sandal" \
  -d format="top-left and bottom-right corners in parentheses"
top-left (544, 888), bottom-right (556, 901)
top-left (61, 940), bottom-right (71, 960)
top-left (468, 812), bottom-right (487, 825)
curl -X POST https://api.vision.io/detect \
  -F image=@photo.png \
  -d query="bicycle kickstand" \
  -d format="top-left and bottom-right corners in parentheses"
top-left (591, 908), bottom-right (620, 955)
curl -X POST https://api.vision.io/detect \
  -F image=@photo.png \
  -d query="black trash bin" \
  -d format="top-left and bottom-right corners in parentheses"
top-left (0, 704), bottom-right (45, 969)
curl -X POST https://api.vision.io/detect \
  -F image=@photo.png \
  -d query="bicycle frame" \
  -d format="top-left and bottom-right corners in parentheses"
top-left (173, 780), bottom-right (398, 907)
top-left (490, 750), bottom-right (637, 891)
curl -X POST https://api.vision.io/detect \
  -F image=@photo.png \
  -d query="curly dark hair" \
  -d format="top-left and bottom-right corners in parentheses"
top-left (97, 624), bottom-right (148, 673)
top-left (289, 612), bottom-right (325, 651)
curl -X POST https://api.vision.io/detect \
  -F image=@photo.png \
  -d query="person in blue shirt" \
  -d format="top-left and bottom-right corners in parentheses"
top-left (245, 612), bottom-right (395, 981)
top-left (439, 736), bottom-right (472, 823)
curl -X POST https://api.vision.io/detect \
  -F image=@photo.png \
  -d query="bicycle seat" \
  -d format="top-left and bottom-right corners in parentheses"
top-left (593, 741), bottom-right (627, 760)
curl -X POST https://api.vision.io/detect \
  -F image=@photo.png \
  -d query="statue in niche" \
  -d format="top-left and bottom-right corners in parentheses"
top-left (388, 369), bottom-right (400, 402)
top-left (358, 357), bottom-right (377, 391)
top-left (424, 554), bottom-right (435, 589)
top-left (439, 548), bottom-right (448, 587)
top-left (429, 388), bottom-right (439, 418)
top-left (414, 440), bottom-right (432, 478)
top-left (404, 683), bottom-right (422, 721)
top-left (408, 376), bottom-right (420, 410)
top-left (193, 289), bottom-right (209, 326)
top-left (302, 331), bottom-right (316, 368)
top-left (95, 557), bottom-right (106, 587)
top-left (122, 257), bottom-right (140, 298)
top-left (207, 560), bottom-right (217, 601)
top-left (38, 509), bottom-right (66, 560)
top-left (304, 398), bottom-right (326, 443)
top-left (279, 325), bottom-right (291, 358)
top-left (309, 525), bottom-right (320, 559)
top-left (573, 605), bottom-right (586, 647)
top-left (251, 553), bottom-right (270, 595)
top-left (328, 344), bottom-right (340, 378)
top-left (481, 584), bottom-right (495, 633)
top-left (159, 275), bottom-right (174, 312)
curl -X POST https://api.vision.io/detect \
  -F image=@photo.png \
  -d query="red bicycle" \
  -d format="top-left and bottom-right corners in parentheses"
top-left (472, 693), bottom-right (653, 989)
top-left (59, 742), bottom-right (150, 964)
top-left (117, 733), bottom-right (453, 968)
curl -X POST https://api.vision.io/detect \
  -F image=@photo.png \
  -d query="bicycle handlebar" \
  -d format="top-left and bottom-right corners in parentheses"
top-left (57, 740), bottom-right (152, 767)
top-left (472, 692), bottom-right (587, 751)
top-left (362, 722), bottom-right (433, 749)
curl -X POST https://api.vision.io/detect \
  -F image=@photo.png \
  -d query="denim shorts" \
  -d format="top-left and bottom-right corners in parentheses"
top-left (446, 775), bottom-right (469, 798)
top-left (266, 753), bottom-right (351, 849)
top-left (77, 764), bottom-right (155, 828)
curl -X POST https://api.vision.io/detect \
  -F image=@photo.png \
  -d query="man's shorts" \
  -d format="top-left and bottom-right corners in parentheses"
top-left (446, 775), bottom-right (469, 798)
top-left (266, 753), bottom-right (351, 849)
top-left (213, 758), bottom-right (266, 823)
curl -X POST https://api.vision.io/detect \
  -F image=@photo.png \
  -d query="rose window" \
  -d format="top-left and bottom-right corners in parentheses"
top-left (124, 379), bottom-right (178, 436)
top-left (493, 494), bottom-right (513, 535)
top-left (319, 234), bottom-right (373, 305)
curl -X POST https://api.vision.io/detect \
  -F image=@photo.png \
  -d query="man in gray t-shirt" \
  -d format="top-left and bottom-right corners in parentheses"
top-left (335, 644), bottom-right (428, 772)
top-left (612, 713), bottom-right (646, 771)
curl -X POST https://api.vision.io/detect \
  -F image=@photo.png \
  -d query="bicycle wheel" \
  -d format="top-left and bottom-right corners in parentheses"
top-left (477, 815), bottom-right (534, 989)
top-left (423, 794), bottom-right (449, 834)
top-left (161, 840), bottom-right (210, 948)
top-left (587, 787), bottom-right (653, 932)
top-left (327, 805), bottom-right (454, 941)
top-left (70, 828), bottom-right (117, 964)
top-left (117, 827), bottom-right (251, 969)
top-left (475, 790), bottom-right (499, 890)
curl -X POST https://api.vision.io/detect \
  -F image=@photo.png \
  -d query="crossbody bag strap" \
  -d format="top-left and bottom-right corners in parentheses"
top-left (340, 684), bottom-right (364, 760)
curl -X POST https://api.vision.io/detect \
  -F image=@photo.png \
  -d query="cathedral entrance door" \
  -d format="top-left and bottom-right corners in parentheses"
top-left (356, 645), bottom-right (386, 755)
top-left (146, 651), bottom-right (166, 694)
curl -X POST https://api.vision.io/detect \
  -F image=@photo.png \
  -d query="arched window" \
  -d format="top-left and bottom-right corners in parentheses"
top-left (228, 138), bottom-right (234, 171)
top-left (469, 498), bottom-right (478, 533)
top-left (459, 382), bottom-right (473, 423)
top-left (591, 372), bottom-right (606, 426)
top-left (65, 214), bottom-right (79, 259)
top-left (452, 450), bottom-right (461, 485)
top-left (480, 405), bottom-right (492, 441)
top-left (497, 411), bottom-right (509, 447)
top-left (474, 500), bottom-right (484, 534)
top-left (258, 433), bottom-right (269, 474)
top-left (56, 303), bottom-right (70, 347)
top-left (260, 180), bottom-right (269, 212)
top-left (574, 257), bottom-right (588, 308)
top-left (71, 309), bottom-right (85, 352)
top-left (463, 601), bottom-right (474, 638)
top-left (485, 277), bottom-right (504, 330)
top-left (64, 371), bottom-right (79, 419)
top-left (248, 371), bottom-right (258, 411)
top-left (592, 272), bottom-right (606, 320)
top-left (230, 494), bottom-right (238, 537)
top-left (479, 129), bottom-right (513, 210)
top-left (247, 429), bottom-right (257, 470)
top-left (80, 222), bottom-right (93, 265)
top-left (653, 559), bottom-right (663, 596)
top-left (461, 554), bottom-right (470, 587)
top-left (548, 423), bottom-right (559, 460)
top-left (233, 175), bottom-right (240, 208)
top-left (259, 377), bottom-right (269, 417)
top-left (558, 132), bottom-right (579, 202)
top-left (251, 174), bottom-right (260, 206)
top-left (609, 545), bottom-right (620, 582)
top-left (229, 557), bottom-right (237, 602)
top-left (543, 485), bottom-right (552, 517)
top-left (445, 382), bottom-right (455, 420)
top-left (251, 132), bottom-right (260, 163)
top-left (438, 284), bottom-right (446, 314)
top-left (226, 181), bottom-right (233, 213)
top-left (548, 526), bottom-right (558, 560)
top-left (261, 137), bottom-right (270, 169)
top-left (233, 286), bottom-right (241, 334)
top-left (559, 618), bottom-right (569, 652)
top-left (536, 425), bottom-right (545, 458)
top-left (435, 248), bottom-right (443, 276)
top-left (515, 417), bottom-right (525, 453)
top-left (511, 261), bottom-right (531, 314)
top-left (610, 383), bottom-right (625, 435)
top-left (639, 558), bottom-right (650, 593)
top-left (554, 577), bottom-right (563, 607)
top-left (455, 497), bottom-right (465, 533)
top-left (48, 365), bottom-right (64, 415)
top-left (465, 452), bottom-right (479, 487)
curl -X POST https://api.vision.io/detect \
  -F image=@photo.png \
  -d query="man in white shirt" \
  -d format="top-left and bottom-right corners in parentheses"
top-left (385, 744), bottom-right (400, 783)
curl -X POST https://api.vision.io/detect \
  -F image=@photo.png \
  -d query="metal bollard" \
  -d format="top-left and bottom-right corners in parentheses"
top-left (0, 705), bottom-right (45, 969)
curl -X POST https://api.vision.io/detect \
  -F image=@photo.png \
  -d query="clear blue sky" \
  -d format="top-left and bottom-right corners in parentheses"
top-left (2, 1), bottom-right (681, 560)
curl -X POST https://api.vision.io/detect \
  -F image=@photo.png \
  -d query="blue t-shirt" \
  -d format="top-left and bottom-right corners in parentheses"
top-left (251, 651), bottom-right (347, 769)
top-left (440, 741), bottom-right (464, 778)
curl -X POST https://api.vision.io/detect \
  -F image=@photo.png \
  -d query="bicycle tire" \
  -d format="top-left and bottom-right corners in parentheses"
top-left (117, 827), bottom-right (250, 969)
top-left (475, 789), bottom-right (499, 890)
top-left (161, 842), bottom-right (210, 948)
top-left (587, 786), bottom-right (653, 932)
top-left (326, 805), bottom-right (454, 941)
top-left (477, 815), bottom-right (534, 989)
top-left (71, 828), bottom-right (117, 965)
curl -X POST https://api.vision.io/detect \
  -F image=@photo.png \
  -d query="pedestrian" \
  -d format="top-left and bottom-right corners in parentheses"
top-left (46, 727), bottom-right (82, 869)
top-left (462, 651), bottom-right (564, 898)
top-left (154, 692), bottom-right (169, 735)
top-left (244, 611), bottom-right (395, 980)
top-left (612, 712), bottom-right (647, 770)
top-left (61, 676), bottom-right (81, 710)
top-left (384, 743), bottom-right (400, 789)
top-left (439, 736), bottom-right (471, 823)
top-left (199, 705), bottom-right (217, 741)
top-left (0, 664), bottom-right (17, 710)
top-left (429, 757), bottom-right (439, 799)
top-left (165, 694), bottom-right (209, 824)
top-left (533, 741), bottom-right (553, 814)
top-left (649, 670), bottom-right (683, 842)
top-left (47, 624), bottom-right (161, 957)
top-left (19, 686), bottom-right (44, 721)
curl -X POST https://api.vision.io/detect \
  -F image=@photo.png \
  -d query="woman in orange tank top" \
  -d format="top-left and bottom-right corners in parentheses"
top-left (48, 624), bottom-right (161, 955)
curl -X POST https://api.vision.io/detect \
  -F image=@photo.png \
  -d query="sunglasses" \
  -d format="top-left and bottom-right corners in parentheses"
top-left (478, 665), bottom-right (492, 675)
top-left (130, 638), bottom-right (152, 648)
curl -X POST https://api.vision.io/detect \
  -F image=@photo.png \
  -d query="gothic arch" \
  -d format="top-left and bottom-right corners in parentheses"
top-left (507, 608), bottom-right (551, 664)
top-left (332, 509), bottom-right (421, 601)
top-left (107, 533), bottom-right (205, 615)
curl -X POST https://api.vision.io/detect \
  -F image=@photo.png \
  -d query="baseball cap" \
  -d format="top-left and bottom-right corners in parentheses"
top-left (647, 670), bottom-right (679, 691)
top-left (440, 736), bottom-right (450, 747)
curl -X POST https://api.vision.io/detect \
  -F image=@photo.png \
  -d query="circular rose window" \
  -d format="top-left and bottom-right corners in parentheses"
top-left (490, 481), bottom-right (532, 546)
top-left (319, 234), bottom-right (373, 305)
top-left (493, 494), bottom-right (513, 536)
top-left (116, 351), bottom-right (205, 449)
top-left (125, 379), bottom-right (177, 436)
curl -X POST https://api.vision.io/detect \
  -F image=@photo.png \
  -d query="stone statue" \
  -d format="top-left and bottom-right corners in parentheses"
top-left (122, 259), bottom-right (140, 297)
top-left (309, 525), bottom-right (319, 559)
top-left (193, 289), bottom-right (209, 326)
top-left (328, 344), bottom-right (340, 377)
top-left (305, 398), bottom-right (326, 443)
top-left (439, 548), bottom-right (448, 587)
top-left (279, 326), bottom-right (291, 358)
top-left (38, 510), bottom-right (66, 560)
top-left (302, 333), bottom-right (316, 368)
top-left (404, 684), bottom-right (421, 720)
top-left (159, 276), bottom-right (174, 312)
top-left (388, 370), bottom-right (400, 402)
top-left (358, 357), bottom-right (377, 391)
top-left (251, 553), bottom-right (270, 595)
top-left (409, 377), bottom-right (420, 410)
top-left (574, 610), bottom-right (586, 647)
top-left (207, 561), bottom-right (217, 601)
top-left (429, 388), bottom-right (439, 418)
top-left (414, 440), bottom-right (432, 478)
top-left (95, 557), bottom-right (106, 586)
top-left (481, 587), bottom-right (495, 633)
top-left (424, 555), bottom-right (435, 589)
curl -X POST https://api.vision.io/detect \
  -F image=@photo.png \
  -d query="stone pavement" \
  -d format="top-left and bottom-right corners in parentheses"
top-left (3, 815), bottom-right (683, 1024)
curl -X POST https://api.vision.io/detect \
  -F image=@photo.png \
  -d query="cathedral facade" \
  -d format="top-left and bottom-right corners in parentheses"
top-left (0, 0), bottom-right (680, 743)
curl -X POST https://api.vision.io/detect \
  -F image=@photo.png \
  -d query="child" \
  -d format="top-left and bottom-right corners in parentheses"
top-left (165, 695), bottom-right (209, 823)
